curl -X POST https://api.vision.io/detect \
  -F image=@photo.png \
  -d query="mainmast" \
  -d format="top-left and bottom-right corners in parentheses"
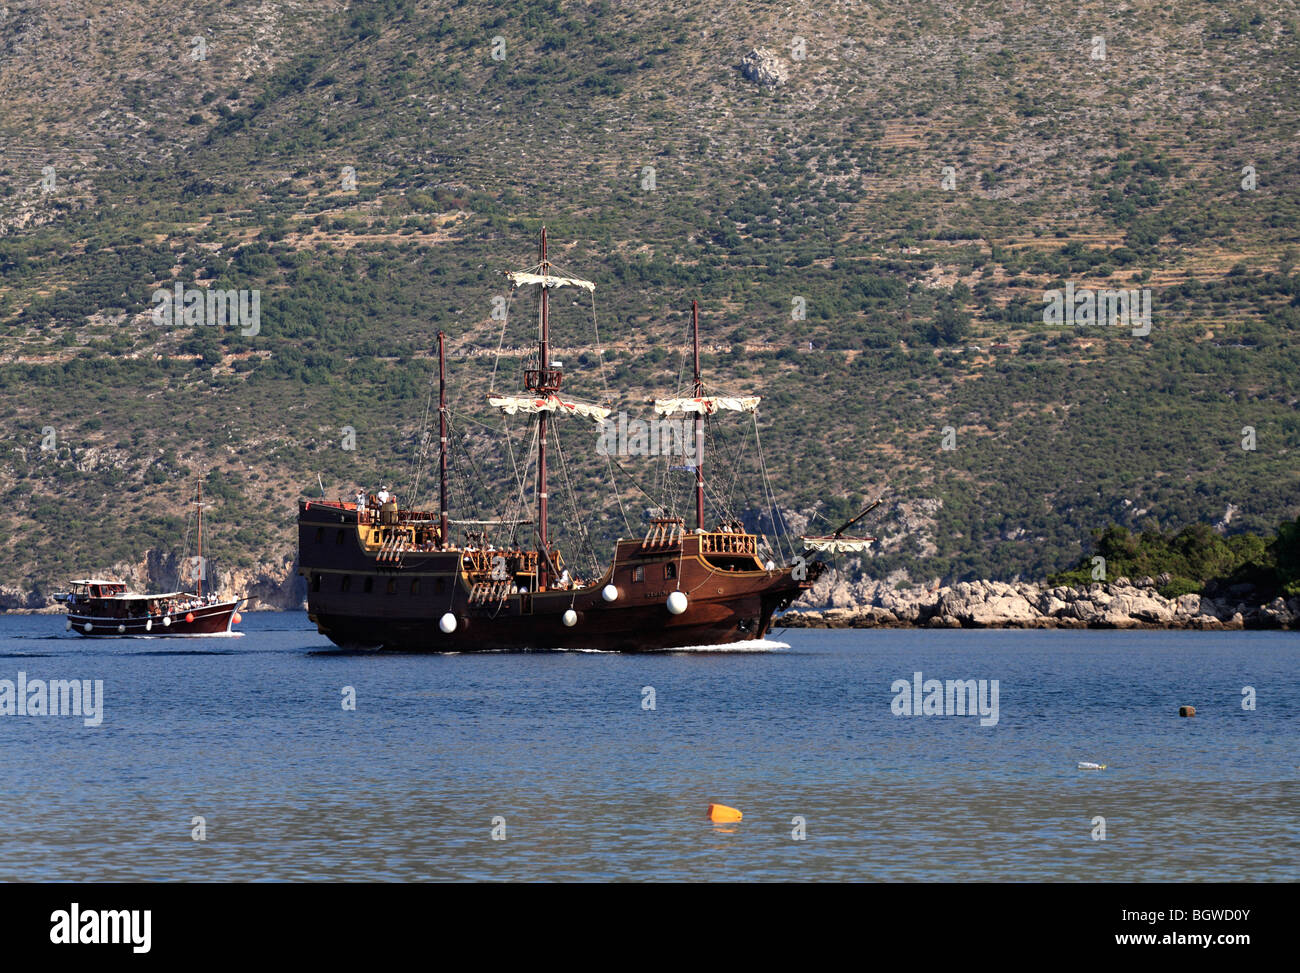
top-left (491, 228), bottom-right (606, 591)
top-left (528, 227), bottom-right (559, 590)
top-left (692, 300), bottom-right (704, 531)
top-left (438, 330), bottom-right (449, 549)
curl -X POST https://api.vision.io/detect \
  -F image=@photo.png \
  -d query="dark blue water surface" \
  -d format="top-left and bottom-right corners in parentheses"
top-left (0, 613), bottom-right (1295, 881)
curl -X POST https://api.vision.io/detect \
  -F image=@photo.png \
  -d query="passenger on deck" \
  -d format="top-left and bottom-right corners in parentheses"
top-left (378, 486), bottom-right (398, 525)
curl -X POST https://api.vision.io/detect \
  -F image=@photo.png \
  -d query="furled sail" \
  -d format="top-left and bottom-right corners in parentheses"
top-left (505, 271), bottom-right (596, 292)
top-left (488, 394), bottom-right (611, 423)
top-left (801, 537), bottom-right (874, 554)
top-left (653, 395), bottom-right (760, 416)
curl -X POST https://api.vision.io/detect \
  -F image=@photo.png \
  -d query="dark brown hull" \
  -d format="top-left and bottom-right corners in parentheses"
top-left (308, 587), bottom-right (791, 652)
top-left (299, 501), bottom-right (816, 652)
top-left (66, 600), bottom-right (241, 638)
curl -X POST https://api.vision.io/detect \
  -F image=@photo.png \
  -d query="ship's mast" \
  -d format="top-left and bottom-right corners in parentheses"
top-left (438, 330), bottom-right (449, 549)
top-left (692, 300), bottom-right (704, 531)
top-left (195, 477), bottom-right (203, 599)
top-left (495, 227), bottom-right (596, 590)
top-left (539, 229), bottom-right (548, 576)
top-left (530, 227), bottom-right (556, 590)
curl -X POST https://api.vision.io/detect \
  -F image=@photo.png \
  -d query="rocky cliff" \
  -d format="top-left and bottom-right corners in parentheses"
top-left (2, 549), bottom-right (305, 613)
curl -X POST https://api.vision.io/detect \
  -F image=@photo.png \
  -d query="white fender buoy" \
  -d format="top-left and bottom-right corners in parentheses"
top-left (117, 624), bottom-right (126, 634)
top-left (83, 622), bottom-right (93, 633)
top-left (145, 619), bottom-right (152, 632)
top-left (666, 591), bottom-right (688, 615)
top-left (765, 560), bottom-right (776, 570)
top-left (602, 584), bottom-right (619, 602)
top-left (562, 609), bottom-right (578, 627)
top-left (163, 616), bottom-right (171, 627)
top-left (439, 612), bottom-right (457, 633)
top-left (65, 619), bottom-right (72, 631)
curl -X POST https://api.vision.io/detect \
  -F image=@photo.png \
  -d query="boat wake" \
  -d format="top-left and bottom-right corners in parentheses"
top-left (554, 638), bottom-right (791, 654)
top-left (665, 638), bottom-right (791, 653)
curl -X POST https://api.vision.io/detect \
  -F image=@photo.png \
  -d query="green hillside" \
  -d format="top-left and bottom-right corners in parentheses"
top-left (2, 0), bottom-right (1298, 598)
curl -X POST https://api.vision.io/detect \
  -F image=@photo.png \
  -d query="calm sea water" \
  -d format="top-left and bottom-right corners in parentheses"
top-left (0, 613), bottom-right (1295, 882)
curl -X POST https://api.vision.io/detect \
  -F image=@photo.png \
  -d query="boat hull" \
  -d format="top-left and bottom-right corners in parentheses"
top-left (299, 501), bottom-right (817, 652)
top-left (66, 600), bottom-right (241, 637)
top-left (309, 588), bottom-right (791, 652)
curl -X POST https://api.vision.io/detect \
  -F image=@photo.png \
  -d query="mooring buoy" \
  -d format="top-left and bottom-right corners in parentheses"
top-left (708, 803), bottom-right (743, 823)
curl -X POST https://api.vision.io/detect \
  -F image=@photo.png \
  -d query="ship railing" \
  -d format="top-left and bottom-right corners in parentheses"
top-left (461, 550), bottom-right (539, 578)
top-left (700, 532), bottom-right (757, 556)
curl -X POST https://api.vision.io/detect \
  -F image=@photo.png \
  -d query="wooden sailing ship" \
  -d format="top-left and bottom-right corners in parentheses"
top-left (54, 479), bottom-right (245, 637)
top-left (296, 230), bottom-right (857, 651)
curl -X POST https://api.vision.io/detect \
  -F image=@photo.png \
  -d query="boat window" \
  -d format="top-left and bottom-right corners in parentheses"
top-left (387, 579), bottom-right (397, 594)
top-left (363, 577), bottom-right (374, 593)
top-left (336, 529), bottom-right (345, 545)
top-left (436, 577), bottom-right (445, 593)
top-left (664, 562), bottom-right (677, 580)
top-left (315, 527), bottom-right (324, 543)
top-left (341, 576), bottom-right (351, 592)
top-left (410, 579), bottom-right (420, 595)
top-left (633, 566), bottom-right (644, 582)
top-left (311, 573), bottom-right (321, 592)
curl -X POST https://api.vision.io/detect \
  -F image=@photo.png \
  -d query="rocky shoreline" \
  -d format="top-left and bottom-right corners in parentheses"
top-left (782, 577), bottom-right (1299, 630)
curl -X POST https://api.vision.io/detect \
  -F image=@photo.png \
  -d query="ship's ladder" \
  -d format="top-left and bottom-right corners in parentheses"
top-left (469, 580), bottom-right (512, 606)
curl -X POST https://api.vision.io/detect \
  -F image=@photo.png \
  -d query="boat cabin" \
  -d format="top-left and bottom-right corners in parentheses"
top-left (66, 579), bottom-right (128, 599)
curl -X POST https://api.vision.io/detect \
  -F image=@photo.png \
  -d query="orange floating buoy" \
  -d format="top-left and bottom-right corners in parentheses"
top-left (232, 612), bottom-right (242, 624)
top-left (708, 803), bottom-right (743, 823)
top-left (185, 612), bottom-right (195, 623)
top-left (1179, 705), bottom-right (1196, 717)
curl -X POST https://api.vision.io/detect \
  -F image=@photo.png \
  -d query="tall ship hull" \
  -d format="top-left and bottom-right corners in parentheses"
top-left (299, 501), bottom-right (818, 651)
